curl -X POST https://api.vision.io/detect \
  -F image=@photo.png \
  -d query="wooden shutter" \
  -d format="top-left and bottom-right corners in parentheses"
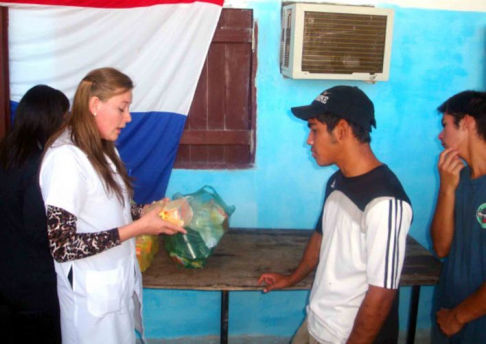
top-left (174, 9), bottom-right (256, 169)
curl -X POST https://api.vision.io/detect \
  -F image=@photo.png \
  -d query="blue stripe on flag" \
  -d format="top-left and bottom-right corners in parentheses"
top-left (117, 111), bottom-right (187, 203)
top-left (10, 101), bottom-right (19, 125)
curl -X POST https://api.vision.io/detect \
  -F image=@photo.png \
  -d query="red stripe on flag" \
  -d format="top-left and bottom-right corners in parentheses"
top-left (0, 0), bottom-right (224, 8)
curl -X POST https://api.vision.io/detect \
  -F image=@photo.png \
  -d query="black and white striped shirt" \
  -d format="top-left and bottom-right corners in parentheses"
top-left (308, 164), bottom-right (413, 343)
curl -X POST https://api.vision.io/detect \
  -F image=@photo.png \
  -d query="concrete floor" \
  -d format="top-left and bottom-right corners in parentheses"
top-left (146, 336), bottom-right (288, 344)
top-left (145, 329), bottom-right (432, 344)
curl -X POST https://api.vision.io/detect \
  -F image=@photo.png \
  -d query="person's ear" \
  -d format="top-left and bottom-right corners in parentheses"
top-left (462, 114), bottom-right (476, 132)
top-left (89, 96), bottom-right (100, 116)
top-left (335, 119), bottom-right (349, 141)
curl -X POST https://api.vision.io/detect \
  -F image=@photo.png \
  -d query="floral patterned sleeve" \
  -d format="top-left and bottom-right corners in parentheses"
top-left (47, 205), bottom-right (121, 263)
top-left (131, 203), bottom-right (144, 220)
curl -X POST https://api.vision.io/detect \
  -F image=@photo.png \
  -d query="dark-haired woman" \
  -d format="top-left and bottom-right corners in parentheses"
top-left (0, 85), bottom-right (69, 343)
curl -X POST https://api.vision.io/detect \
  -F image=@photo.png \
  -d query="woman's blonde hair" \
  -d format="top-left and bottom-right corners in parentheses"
top-left (46, 67), bottom-right (134, 203)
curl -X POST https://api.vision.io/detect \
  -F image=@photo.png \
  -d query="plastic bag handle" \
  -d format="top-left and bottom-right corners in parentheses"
top-left (201, 185), bottom-right (235, 215)
top-left (172, 186), bottom-right (235, 216)
top-left (201, 185), bottom-right (218, 195)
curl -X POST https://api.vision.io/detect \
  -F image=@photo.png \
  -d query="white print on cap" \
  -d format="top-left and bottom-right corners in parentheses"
top-left (315, 93), bottom-right (330, 104)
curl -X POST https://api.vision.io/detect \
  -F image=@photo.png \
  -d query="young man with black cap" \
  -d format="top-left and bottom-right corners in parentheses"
top-left (259, 86), bottom-right (413, 343)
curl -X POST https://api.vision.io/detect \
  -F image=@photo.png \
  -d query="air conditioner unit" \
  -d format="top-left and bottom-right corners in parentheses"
top-left (280, 3), bottom-right (394, 82)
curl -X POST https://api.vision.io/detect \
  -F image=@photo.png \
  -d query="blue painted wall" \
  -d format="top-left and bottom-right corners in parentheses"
top-left (144, 1), bottom-right (486, 339)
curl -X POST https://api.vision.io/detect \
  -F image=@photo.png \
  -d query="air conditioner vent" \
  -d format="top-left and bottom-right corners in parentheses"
top-left (280, 4), bottom-right (394, 81)
top-left (303, 12), bottom-right (388, 74)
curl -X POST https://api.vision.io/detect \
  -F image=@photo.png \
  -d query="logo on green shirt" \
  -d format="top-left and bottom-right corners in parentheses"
top-left (477, 203), bottom-right (486, 229)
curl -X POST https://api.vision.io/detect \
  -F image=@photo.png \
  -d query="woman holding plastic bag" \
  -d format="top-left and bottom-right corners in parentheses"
top-left (39, 67), bottom-right (186, 344)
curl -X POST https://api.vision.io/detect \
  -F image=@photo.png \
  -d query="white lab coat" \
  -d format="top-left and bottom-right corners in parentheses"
top-left (40, 131), bottom-right (144, 344)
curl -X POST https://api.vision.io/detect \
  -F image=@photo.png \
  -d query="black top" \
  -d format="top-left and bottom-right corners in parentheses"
top-left (0, 150), bottom-right (57, 297)
top-left (315, 164), bottom-right (412, 233)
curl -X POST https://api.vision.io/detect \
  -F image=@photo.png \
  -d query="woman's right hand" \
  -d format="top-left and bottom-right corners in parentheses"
top-left (138, 204), bottom-right (186, 236)
top-left (118, 204), bottom-right (186, 242)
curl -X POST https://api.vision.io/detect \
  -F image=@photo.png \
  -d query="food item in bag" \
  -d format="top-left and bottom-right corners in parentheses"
top-left (136, 235), bottom-right (159, 272)
top-left (164, 186), bottom-right (235, 269)
top-left (159, 198), bottom-right (193, 226)
top-left (164, 228), bottom-right (212, 268)
top-left (190, 211), bottom-right (225, 249)
top-left (146, 197), bottom-right (193, 226)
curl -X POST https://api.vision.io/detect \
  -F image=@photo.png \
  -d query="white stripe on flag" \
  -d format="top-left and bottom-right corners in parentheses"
top-left (7, 2), bottom-right (221, 115)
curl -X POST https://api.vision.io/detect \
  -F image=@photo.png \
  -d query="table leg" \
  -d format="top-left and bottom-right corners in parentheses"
top-left (221, 290), bottom-right (229, 344)
top-left (407, 285), bottom-right (420, 344)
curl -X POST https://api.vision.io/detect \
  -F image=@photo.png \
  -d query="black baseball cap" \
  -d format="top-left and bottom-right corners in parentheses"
top-left (291, 86), bottom-right (376, 132)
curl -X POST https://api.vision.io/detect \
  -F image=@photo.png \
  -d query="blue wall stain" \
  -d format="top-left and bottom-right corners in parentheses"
top-left (144, 2), bottom-right (486, 339)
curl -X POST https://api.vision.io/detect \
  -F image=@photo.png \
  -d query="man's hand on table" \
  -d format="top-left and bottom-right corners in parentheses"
top-left (258, 273), bottom-right (293, 293)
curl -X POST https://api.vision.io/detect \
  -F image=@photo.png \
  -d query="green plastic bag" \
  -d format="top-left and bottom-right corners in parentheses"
top-left (164, 186), bottom-right (235, 269)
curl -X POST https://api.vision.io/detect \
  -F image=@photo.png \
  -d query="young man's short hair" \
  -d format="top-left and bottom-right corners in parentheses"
top-left (438, 90), bottom-right (486, 141)
top-left (317, 112), bottom-right (371, 143)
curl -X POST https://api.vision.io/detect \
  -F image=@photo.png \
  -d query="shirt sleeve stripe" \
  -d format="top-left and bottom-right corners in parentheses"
top-left (384, 199), bottom-right (406, 289)
top-left (391, 199), bottom-right (398, 288)
top-left (384, 199), bottom-right (393, 288)
top-left (394, 200), bottom-right (404, 288)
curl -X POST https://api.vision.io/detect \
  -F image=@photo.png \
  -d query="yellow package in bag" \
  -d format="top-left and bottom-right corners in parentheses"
top-left (135, 234), bottom-right (159, 272)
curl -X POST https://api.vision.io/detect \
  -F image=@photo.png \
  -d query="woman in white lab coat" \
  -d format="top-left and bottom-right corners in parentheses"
top-left (39, 67), bottom-right (186, 344)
